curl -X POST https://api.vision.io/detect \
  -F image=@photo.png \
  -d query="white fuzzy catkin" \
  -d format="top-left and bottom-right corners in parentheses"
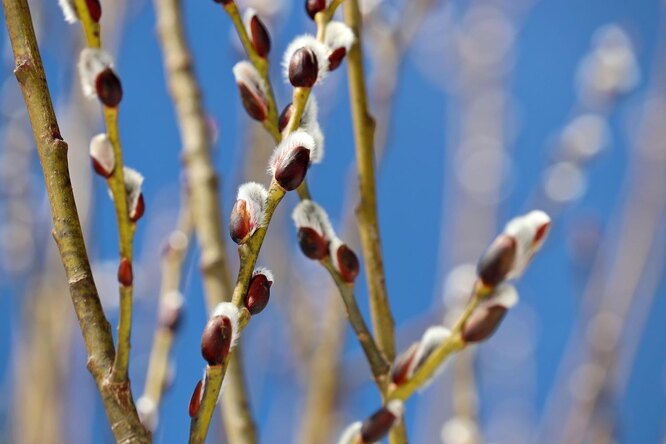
top-left (136, 396), bottom-right (158, 432)
top-left (486, 283), bottom-right (519, 309)
top-left (337, 421), bottom-right (362, 444)
top-left (232, 61), bottom-right (268, 99)
top-left (296, 95), bottom-right (325, 163)
top-left (123, 167), bottom-right (144, 216)
top-left (269, 130), bottom-right (316, 177)
top-left (78, 48), bottom-right (115, 99)
top-left (89, 133), bottom-right (115, 174)
top-left (212, 302), bottom-right (241, 350)
top-left (503, 210), bottom-right (551, 278)
top-left (324, 21), bottom-right (355, 52)
top-left (291, 199), bottom-right (335, 240)
top-left (282, 35), bottom-right (330, 84)
top-left (58, 0), bottom-right (78, 23)
top-left (237, 182), bottom-right (269, 235)
top-left (253, 267), bottom-right (274, 283)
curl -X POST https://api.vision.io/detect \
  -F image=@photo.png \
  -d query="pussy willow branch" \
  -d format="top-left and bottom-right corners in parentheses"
top-left (343, 0), bottom-right (396, 362)
top-left (153, 0), bottom-right (258, 442)
top-left (1, 0), bottom-right (149, 441)
top-left (141, 200), bottom-right (192, 411)
top-left (72, 0), bottom-right (137, 383)
top-left (222, 0), bottom-right (389, 381)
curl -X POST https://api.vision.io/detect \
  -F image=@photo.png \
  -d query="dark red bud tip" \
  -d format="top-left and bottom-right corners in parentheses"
top-left (297, 227), bottom-right (329, 260)
top-left (250, 15), bottom-right (271, 58)
top-left (245, 273), bottom-right (272, 315)
top-left (336, 244), bottom-right (359, 283)
top-left (91, 157), bottom-right (113, 178)
top-left (360, 407), bottom-right (397, 443)
top-left (305, 0), bottom-right (326, 19)
top-left (275, 146), bottom-right (310, 191)
top-left (201, 315), bottom-right (233, 365)
top-left (534, 222), bottom-right (551, 244)
top-left (237, 83), bottom-right (268, 122)
top-left (278, 103), bottom-right (294, 133)
top-left (477, 234), bottom-right (516, 288)
top-left (229, 199), bottom-right (251, 244)
top-left (95, 68), bottom-right (123, 108)
top-left (213, 0), bottom-right (233, 4)
top-left (188, 380), bottom-right (203, 417)
top-left (118, 258), bottom-right (133, 287)
top-left (289, 47), bottom-right (318, 88)
top-left (130, 193), bottom-right (145, 222)
top-left (390, 343), bottom-right (418, 386)
top-left (462, 305), bottom-right (507, 343)
top-left (328, 48), bottom-right (347, 71)
top-left (85, 0), bottom-right (102, 22)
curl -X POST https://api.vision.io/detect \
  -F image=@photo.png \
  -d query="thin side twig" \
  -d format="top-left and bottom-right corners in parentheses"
top-left (1, 0), bottom-right (149, 441)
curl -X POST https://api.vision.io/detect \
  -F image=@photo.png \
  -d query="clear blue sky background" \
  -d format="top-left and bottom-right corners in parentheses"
top-left (1, 0), bottom-right (665, 443)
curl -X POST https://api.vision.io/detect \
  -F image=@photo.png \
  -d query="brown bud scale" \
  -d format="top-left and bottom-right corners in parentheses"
top-left (130, 193), bottom-right (145, 223)
top-left (360, 407), bottom-right (397, 443)
top-left (201, 315), bottom-right (233, 366)
top-left (305, 0), bottom-right (326, 19)
top-left (278, 103), bottom-right (294, 133)
top-left (297, 227), bottom-right (329, 260)
top-left (245, 273), bottom-right (272, 315)
top-left (289, 47), bottom-right (318, 88)
top-left (275, 146), bottom-right (310, 191)
top-left (462, 305), bottom-right (507, 343)
top-left (237, 83), bottom-right (268, 122)
top-left (188, 380), bottom-right (203, 417)
top-left (95, 68), bottom-right (123, 108)
top-left (336, 244), bottom-right (359, 283)
top-left (390, 342), bottom-right (418, 386)
top-left (328, 47), bottom-right (347, 71)
top-left (477, 234), bottom-right (516, 287)
top-left (250, 15), bottom-right (271, 58)
top-left (85, 0), bottom-right (102, 22)
top-left (229, 199), bottom-right (251, 244)
top-left (118, 257), bottom-right (133, 287)
top-left (91, 157), bottom-right (113, 178)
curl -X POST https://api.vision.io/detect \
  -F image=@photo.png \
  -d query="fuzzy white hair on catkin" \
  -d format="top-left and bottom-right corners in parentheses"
top-left (78, 48), bottom-right (114, 99)
top-left (237, 182), bottom-right (268, 232)
top-left (268, 130), bottom-right (316, 176)
top-left (307, 122), bottom-right (325, 164)
top-left (232, 61), bottom-right (268, 98)
top-left (243, 7), bottom-right (257, 35)
top-left (487, 284), bottom-right (519, 309)
top-left (328, 236), bottom-right (345, 272)
top-left (292, 200), bottom-right (335, 240)
top-left (253, 267), bottom-right (274, 283)
top-left (212, 302), bottom-right (241, 350)
top-left (58, 0), bottom-right (79, 23)
top-left (410, 326), bottom-right (451, 378)
top-left (89, 133), bottom-right (115, 172)
top-left (122, 167), bottom-right (144, 213)
top-left (300, 94), bottom-right (319, 128)
top-left (337, 421), bottom-right (362, 444)
top-left (503, 209), bottom-right (550, 278)
top-left (282, 34), bottom-right (330, 84)
top-left (136, 396), bottom-right (158, 432)
top-left (386, 400), bottom-right (404, 418)
top-left (324, 21), bottom-right (356, 52)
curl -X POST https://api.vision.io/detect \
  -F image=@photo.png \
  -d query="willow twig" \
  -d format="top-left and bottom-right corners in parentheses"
top-left (153, 0), bottom-right (259, 441)
top-left (2, 0), bottom-right (149, 441)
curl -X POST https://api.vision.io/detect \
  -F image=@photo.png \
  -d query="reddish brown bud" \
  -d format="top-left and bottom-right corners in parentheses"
top-left (328, 47), bottom-right (347, 71)
top-left (278, 103), bottom-right (294, 133)
top-left (95, 68), bottom-right (123, 108)
top-left (390, 342), bottom-right (418, 386)
top-left (477, 234), bottom-right (516, 287)
top-left (213, 0), bottom-right (232, 4)
top-left (245, 271), bottom-right (273, 315)
top-left (334, 243), bottom-right (359, 283)
top-left (297, 227), bottom-right (329, 260)
top-left (289, 47), bottom-right (319, 88)
top-left (360, 405), bottom-right (399, 443)
top-left (305, 0), bottom-right (326, 19)
top-left (85, 0), bottom-right (101, 22)
top-left (118, 257), bottom-right (133, 287)
top-left (274, 146), bottom-right (310, 191)
top-left (130, 193), bottom-right (145, 222)
top-left (201, 315), bottom-right (233, 366)
top-left (462, 305), bottom-right (507, 343)
top-left (188, 380), bottom-right (203, 417)
top-left (229, 199), bottom-right (251, 244)
top-left (237, 82), bottom-right (268, 121)
top-left (534, 221), bottom-right (551, 245)
top-left (249, 15), bottom-right (271, 58)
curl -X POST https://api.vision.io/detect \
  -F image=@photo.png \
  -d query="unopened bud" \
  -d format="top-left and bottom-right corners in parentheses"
top-left (477, 234), bottom-right (516, 287)
top-left (159, 291), bottom-right (185, 331)
top-left (85, 0), bottom-right (102, 22)
top-left (244, 9), bottom-right (271, 58)
top-left (78, 49), bottom-right (122, 107)
top-left (337, 421), bottom-right (362, 444)
top-left (297, 227), bottom-right (328, 260)
top-left (331, 239), bottom-right (359, 283)
top-left (89, 133), bottom-right (115, 178)
top-left (200, 303), bottom-right (241, 366)
top-left (360, 401), bottom-right (403, 443)
top-left (122, 167), bottom-right (145, 222)
top-left (324, 22), bottom-right (355, 71)
top-left (188, 379), bottom-right (204, 417)
top-left (269, 130), bottom-right (315, 191)
top-left (283, 36), bottom-right (329, 86)
top-left (233, 61), bottom-right (269, 121)
top-left (292, 200), bottom-right (334, 260)
top-left (462, 284), bottom-right (518, 343)
top-left (278, 103), bottom-right (293, 133)
top-left (118, 257), bottom-right (133, 287)
top-left (503, 210), bottom-right (551, 279)
top-left (390, 342), bottom-right (418, 386)
top-left (245, 268), bottom-right (273, 315)
top-left (213, 0), bottom-right (232, 4)
top-left (95, 68), bottom-right (123, 108)
top-left (305, 0), bottom-right (326, 19)
top-left (230, 182), bottom-right (268, 244)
